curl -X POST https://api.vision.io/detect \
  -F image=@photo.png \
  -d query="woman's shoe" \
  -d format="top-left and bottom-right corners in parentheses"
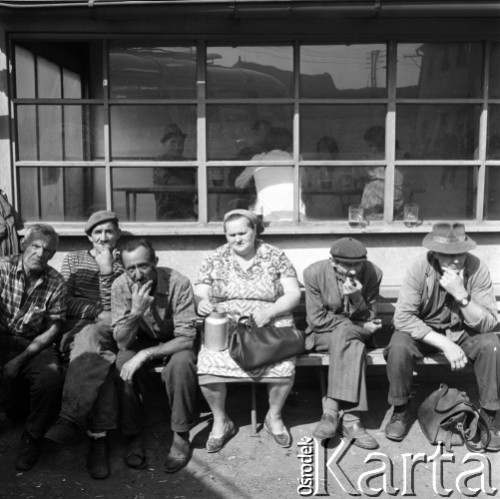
top-left (264, 417), bottom-right (292, 448)
top-left (206, 420), bottom-right (237, 453)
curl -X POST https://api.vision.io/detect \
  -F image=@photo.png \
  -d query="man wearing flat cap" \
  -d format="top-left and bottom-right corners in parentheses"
top-left (304, 237), bottom-right (383, 449)
top-left (153, 123), bottom-right (197, 221)
top-left (384, 222), bottom-right (500, 451)
top-left (45, 210), bottom-right (123, 478)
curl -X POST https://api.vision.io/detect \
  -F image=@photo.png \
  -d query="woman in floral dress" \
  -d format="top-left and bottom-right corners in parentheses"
top-left (195, 209), bottom-right (301, 452)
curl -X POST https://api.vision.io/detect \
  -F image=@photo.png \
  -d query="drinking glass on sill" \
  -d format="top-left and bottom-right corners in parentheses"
top-left (404, 203), bottom-right (419, 228)
top-left (212, 168), bottom-right (225, 187)
top-left (348, 205), bottom-right (365, 228)
top-left (320, 169), bottom-right (332, 190)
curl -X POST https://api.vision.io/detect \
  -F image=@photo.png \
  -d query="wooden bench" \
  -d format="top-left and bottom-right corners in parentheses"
top-left (156, 285), bottom-right (500, 435)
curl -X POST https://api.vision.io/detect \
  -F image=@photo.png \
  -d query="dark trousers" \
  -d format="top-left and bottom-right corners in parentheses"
top-left (0, 346), bottom-right (63, 439)
top-left (310, 323), bottom-right (371, 411)
top-left (60, 321), bottom-right (118, 431)
top-left (116, 340), bottom-right (197, 436)
top-left (385, 330), bottom-right (500, 411)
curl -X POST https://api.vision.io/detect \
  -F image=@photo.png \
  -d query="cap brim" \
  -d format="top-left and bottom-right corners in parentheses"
top-left (331, 256), bottom-right (367, 263)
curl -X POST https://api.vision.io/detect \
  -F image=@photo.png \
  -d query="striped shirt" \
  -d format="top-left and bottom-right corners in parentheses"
top-left (0, 254), bottom-right (66, 340)
top-left (61, 250), bottom-right (123, 320)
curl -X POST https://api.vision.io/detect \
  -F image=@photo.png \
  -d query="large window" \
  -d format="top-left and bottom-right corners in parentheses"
top-left (11, 38), bottom-right (500, 227)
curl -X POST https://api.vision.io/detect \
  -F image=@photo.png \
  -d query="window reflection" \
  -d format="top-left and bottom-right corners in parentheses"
top-left (488, 106), bottom-right (500, 159)
top-left (489, 42), bottom-right (500, 99)
top-left (397, 105), bottom-right (479, 160)
top-left (300, 44), bottom-right (387, 98)
top-left (300, 105), bottom-right (386, 159)
top-left (397, 166), bottom-right (476, 220)
top-left (19, 167), bottom-right (105, 221)
top-left (207, 105), bottom-right (293, 160)
top-left (17, 105), bottom-right (102, 161)
top-left (109, 43), bottom-right (197, 99)
top-left (397, 43), bottom-right (482, 98)
top-left (113, 167), bottom-right (197, 222)
top-left (207, 46), bottom-right (293, 98)
top-left (110, 105), bottom-right (196, 160)
top-left (302, 166), bottom-right (363, 220)
top-left (15, 41), bottom-right (101, 99)
top-left (485, 166), bottom-right (500, 219)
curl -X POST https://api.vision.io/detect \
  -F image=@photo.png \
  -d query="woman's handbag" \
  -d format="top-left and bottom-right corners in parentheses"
top-left (417, 383), bottom-right (491, 452)
top-left (228, 315), bottom-right (306, 371)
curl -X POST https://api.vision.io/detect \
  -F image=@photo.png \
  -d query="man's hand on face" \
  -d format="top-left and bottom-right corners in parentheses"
top-left (94, 244), bottom-right (114, 275)
top-left (439, 267), bottom-right (468, 301)
top-left (342, 278), bottom-right (363, 296)
top-left (130, 280), bottom-right (154, 316)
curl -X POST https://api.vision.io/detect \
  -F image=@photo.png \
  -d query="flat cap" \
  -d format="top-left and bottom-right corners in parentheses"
top-left (330, 237), bottom-right (367, 263)
top-left (85, 210), bottom-right (119, 235)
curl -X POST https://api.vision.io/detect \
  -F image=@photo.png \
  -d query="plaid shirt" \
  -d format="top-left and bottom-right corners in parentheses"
top-left (0, 254), bottom-right (67, 340)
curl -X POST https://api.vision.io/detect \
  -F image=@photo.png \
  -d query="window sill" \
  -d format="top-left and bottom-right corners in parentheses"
top-left (41, 220), bottom-right (500, 237)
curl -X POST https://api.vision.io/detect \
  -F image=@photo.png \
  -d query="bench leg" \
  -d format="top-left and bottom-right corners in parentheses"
top-left (251, 384), bottom-right (258, 436)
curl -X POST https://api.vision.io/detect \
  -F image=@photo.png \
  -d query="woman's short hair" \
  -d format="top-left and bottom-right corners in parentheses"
top-left (120, 237), bottom-right (156, 263)
top-left (363, 125), bottom-right (385, 152)
top-left (23, 223), bottom-right (59, 248)
top-left (317, 135), bottom-right (339, 156)
top-left (223, 209), bottom-right (265, 236)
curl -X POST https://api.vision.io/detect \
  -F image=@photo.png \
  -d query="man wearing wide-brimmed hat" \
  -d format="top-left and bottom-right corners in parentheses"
top-left (304, 237), bottom-right (383, 449)
top-left (384, 222), bottom-right (500, 451)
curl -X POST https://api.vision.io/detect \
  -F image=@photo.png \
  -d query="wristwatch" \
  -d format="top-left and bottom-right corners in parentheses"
top-left (457, 294), bottom-right (471, 307)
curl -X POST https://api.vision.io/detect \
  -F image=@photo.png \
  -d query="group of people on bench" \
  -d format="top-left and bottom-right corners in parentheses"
top-left (1, 207), bottom-right (499, 482)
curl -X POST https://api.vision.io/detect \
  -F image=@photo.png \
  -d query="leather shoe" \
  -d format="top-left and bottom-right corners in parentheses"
top-left (206, 420), bottom-right (236, 453)
top-left (264, 418), bottom-right (292, 448)
top-left (313, 413), bottom-right (339, 440)
top-left (480, 409), bottom-right (500, 452)
top-left (87, 436), bottom-right (110, 479)
top-left (165, 433), bottom-right (191, 473)
top-left (45, 416), bottom-right (79, 444)
top-left (15, 430), bottom-right (41, 471)
top-left (385, 407), bottom-right (412, 441)
top-left (340, 421), bottom-right (379, 450)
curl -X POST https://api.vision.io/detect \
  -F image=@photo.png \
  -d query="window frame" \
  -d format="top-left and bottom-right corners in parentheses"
top-left (8, 34), bottom-right (500, 235)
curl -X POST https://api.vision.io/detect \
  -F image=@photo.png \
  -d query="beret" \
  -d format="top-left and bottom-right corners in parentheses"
top-left (330, 237), bottom-right (367, 263)
top-left (85, 210), bottom-right (119, 235)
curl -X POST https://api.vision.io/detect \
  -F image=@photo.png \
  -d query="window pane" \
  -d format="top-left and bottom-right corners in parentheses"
top-left (110, 105), bottom-right (196, 160)
top-left (109, 43), bottom-right (197, 99)
top-left (488, 105), bottom-right (500, 158)
top-left (15, 46), bottom-right (35, 98)
top-left (300, 44), bottom-right (387, 98)
top-left (302, 166), bottom-right (365, 220)
top-left (207, 105), bottom-right (293, 160)
top-left (113, 167), bottom-right (197, 221)
top-left (300, 105), bottom-right (386, 159)
top-left (489, 42), bottom-right (500, 99)
top-left (207, 46), bottom-right (293, 98)
top-left (208, 164), bottom-right (300, 222)
top-left (485, 166), bottom-right (500, 219)
top-left (18, 167), bottom-right (105, 221)
top-left (38, 57), bottom-right (61, 98)
top-left (397, 43), bottom-right (482, 98)
top-left (15, 41), bottom-right (102, 99)
top-left (397, 165), bottom-right (477, 220)
top-left (17, 105), bottom-right (103, 161)
top-left (208, 167), bottom-right (255, 221)
top-left (397, 105), bottom-right (479, 160)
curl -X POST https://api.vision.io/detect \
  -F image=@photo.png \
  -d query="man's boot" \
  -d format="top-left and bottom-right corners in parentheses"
top-left (87, 434), bottom-right (110, 479)
top-left (480, 409), bottom-right (500, 452)
top-left (385, 404), bottom-right (412, 441)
